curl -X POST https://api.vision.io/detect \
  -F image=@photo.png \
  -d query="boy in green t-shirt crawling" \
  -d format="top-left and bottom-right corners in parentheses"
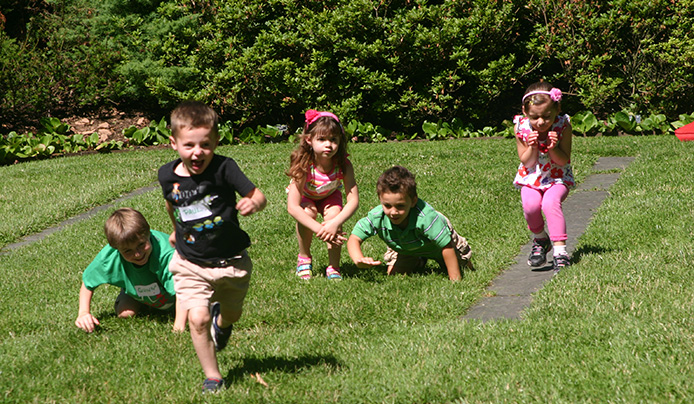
top-left (347, 166), bottom-right (473, 281)
top-left (75, 208), bottom-right (187, 333)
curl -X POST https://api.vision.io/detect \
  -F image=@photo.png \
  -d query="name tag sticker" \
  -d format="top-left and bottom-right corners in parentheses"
top-left (135, 283), bottom-right (162, 297)
top-left (178, 201), bottom-right (213, 222)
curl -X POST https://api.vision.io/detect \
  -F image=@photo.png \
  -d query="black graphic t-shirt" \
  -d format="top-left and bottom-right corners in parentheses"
top-left (158, 154), bottom-right (256, 262)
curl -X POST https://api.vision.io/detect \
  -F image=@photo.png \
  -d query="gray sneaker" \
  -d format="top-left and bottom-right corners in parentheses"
top-left (553, 253), bottom-right (570, 272)
top-left (527, 238), bottom-right (551, 267)
top-left (202, 377), bottom-right (224, 394)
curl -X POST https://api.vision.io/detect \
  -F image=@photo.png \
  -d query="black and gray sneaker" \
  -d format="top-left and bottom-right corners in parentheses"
top-left (210, 302), bottom-right (233, 352)
top-left (202, 377), bottom-right (225, 394)
top-left (552, 253), bottom-right (570, 272)
top-left (527, 238), bottom-right (551, 267)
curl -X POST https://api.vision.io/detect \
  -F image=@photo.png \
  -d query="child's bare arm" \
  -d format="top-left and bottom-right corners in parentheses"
top-left (318, 164), bottom-right (359, 242)
top-left (441, 244), bottom-right (462, 281)
top-left (165, 200), bottom-right (177, 247)
top-left (172, 296), bottom-right (188, 332)
top-left (287, 180), bottom-right (323, 234)
top-left (347, 234), bottom-right (381, 268)
top-left (237, 187), bottom-right (267, 216)
top-left (547, 125), bottom-right (573, 166)
top-left (516, 135), bottom-right (539, 167)
top-left (75, 283), bottom-right (100, 333)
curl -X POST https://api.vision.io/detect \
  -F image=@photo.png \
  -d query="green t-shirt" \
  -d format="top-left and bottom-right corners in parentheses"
top-left (82, 230), bottom-right (176, 310)
top-left (351, 199), bottom-right (452, 259)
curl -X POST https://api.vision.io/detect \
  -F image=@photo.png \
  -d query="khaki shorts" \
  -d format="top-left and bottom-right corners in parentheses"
top-left (168, 250), bottom-right (252, 312)
top-left (383, 216), bottom-right (472, 272)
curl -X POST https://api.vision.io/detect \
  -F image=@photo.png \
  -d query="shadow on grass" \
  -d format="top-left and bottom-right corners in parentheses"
top-left (89, 306), bottom-right (176, 332)
top-left (339, 263), bottom-right (388, 281)
top-left (570, 244), bottom-right (612, 266)
top-left (340, 260), bottom-right (470, 281)
top-left (225, 354), bottom-right (341, 383)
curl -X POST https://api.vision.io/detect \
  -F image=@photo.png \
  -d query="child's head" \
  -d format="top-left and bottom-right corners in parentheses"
top-left (521, 82), bottom-right (563, 133)
top-left (169, 101), bottom-right (220, 176)
top-left (104, 208), bottom-right (152, 266)
top-left (376, 166), bottom-right (418, 228)
top-left (288, 109), bottom-right (348, 181)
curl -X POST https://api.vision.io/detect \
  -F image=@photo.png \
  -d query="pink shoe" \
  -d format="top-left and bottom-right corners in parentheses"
top-left (325, 266), bottom-right (342, 280)
top-left (296, 255), bottom-right (312, 280)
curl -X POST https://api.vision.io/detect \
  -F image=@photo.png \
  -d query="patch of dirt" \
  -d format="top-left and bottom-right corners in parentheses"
top-left (63, 108), bottom-right (152, 143)
top-left (3, 108), bottom-right (153, 143)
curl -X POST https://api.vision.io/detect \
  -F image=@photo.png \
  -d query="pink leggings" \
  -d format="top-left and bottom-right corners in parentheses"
top-left (520, 184), bottom-right (569, 242)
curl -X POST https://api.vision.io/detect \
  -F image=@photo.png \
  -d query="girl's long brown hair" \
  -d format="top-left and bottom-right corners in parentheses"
top-left (287, 116), bottom-right (348, 182)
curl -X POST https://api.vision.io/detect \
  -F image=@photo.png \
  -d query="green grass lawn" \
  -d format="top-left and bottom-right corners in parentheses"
top-left (1, 136), bottom-right (693, 403)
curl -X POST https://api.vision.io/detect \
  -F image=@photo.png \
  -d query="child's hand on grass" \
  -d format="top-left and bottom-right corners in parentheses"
top-left (75, 312), bottom-right (100, 333)
top-left (355, 256), bottom-right (382, 268)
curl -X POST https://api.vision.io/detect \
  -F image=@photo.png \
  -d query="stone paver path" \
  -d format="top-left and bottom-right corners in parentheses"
top-left (462, 156), bottom-right (635, 322)
top-left (0, 184), bottom-right (159, 254)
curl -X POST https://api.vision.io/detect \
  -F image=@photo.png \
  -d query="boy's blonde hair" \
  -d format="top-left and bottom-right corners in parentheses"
top-left (170, 100), bottom-right (219, 139)
top-left (104, 208), bottom-right (150, 249)
top-left (376, 166), bottom-right (418, 200)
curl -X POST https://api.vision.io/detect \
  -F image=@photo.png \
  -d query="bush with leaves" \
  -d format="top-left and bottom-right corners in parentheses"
top-left (523, 0), bottom-right (694, 119)
top-left (0, 0), bottom-right (129, 127)
top-left (92, 0), bottom-right (525, 132)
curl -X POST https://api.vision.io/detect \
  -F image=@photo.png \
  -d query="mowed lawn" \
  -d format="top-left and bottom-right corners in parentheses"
top-left (1, 135), bottom-right (693, 403)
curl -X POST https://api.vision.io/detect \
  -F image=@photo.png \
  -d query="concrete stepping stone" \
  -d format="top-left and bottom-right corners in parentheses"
top-left (461, 156), bottom-right (634, 322)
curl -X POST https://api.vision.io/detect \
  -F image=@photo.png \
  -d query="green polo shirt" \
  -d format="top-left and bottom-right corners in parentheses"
top-left (351, 199), bottom-right (452, 259)
top-left (82, 230), bottom-right (176, 310)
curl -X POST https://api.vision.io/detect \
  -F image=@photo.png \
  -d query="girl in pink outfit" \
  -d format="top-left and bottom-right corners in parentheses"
top-left (513, 82), bottom-right (574, 272)
top-left (287, 110), bottom-right (359, 280)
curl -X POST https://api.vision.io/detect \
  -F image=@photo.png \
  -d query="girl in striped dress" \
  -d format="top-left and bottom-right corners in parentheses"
top-left (287, 110), bottom-right (359, 280)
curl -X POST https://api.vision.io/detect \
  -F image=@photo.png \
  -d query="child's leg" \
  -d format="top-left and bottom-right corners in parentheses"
top-left (541, 184), bottom-right (569, 245)
top-left (188, 306), bottom-right (223, 379)
top-left (114, 290), bottom-right (142, 318)
top-left (296, 200), bottom-right (318, 257)
top-left (442, 215), bottom-right (473, 270)
top-left (322, 204), bottom-right (343, 270)
top-left (384, 247), bottom-right (425, 275)
top-left (520, 186), bottom-right (546, 235)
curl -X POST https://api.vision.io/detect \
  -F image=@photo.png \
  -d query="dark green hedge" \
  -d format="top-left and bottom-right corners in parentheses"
top-left (2, 0), bottom-right (694, 133)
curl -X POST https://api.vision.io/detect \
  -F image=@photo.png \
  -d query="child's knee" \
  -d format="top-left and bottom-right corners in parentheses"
top-left (117, 309), bottom-right (138, 319)
top-left (188, 307), bottom-right (212, 330)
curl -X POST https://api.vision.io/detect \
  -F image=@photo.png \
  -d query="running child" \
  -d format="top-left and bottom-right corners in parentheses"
top-left (158, 101), bottom-right (267, 393)
top-left (286, 109), bottom-right (359, 280)
top-left (513, 81), bottom-right (574, 271)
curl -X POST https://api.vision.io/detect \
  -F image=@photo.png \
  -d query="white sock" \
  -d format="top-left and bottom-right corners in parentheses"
top-left (532, 231), bottom-right (548, 240)
top-left (553, 245), bottom-right (567, 257)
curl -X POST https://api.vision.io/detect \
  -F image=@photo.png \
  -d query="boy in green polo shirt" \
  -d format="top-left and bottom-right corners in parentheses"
top-left (75, 208), bottom-right (187, 333)
top-left (347, 166), bottom-right (472, 281)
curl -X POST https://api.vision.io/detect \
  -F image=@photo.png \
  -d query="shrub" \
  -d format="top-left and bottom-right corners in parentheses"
top-left (93, 0), bottom-right (524, 131)
top-left (523, 0), bottom-right (694, 119)
top-left (0, 0), bottom-right (128, 126)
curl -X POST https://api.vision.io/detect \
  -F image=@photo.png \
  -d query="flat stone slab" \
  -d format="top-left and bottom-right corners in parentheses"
top-left (461, 156), bottom-right (635, 322)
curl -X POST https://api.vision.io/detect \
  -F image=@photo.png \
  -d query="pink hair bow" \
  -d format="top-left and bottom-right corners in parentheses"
top-left (305, 109), bottom-right (340, 126)
top-left (549, 88), bottom-right (562, 102)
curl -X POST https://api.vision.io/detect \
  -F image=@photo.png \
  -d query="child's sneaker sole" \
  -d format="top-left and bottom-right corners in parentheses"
top-left (202, 377), bottom-right (224, 394)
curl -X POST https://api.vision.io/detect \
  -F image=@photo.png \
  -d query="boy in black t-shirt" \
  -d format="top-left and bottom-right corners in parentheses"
top-left (158, 101), bottom-right (267, 394)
